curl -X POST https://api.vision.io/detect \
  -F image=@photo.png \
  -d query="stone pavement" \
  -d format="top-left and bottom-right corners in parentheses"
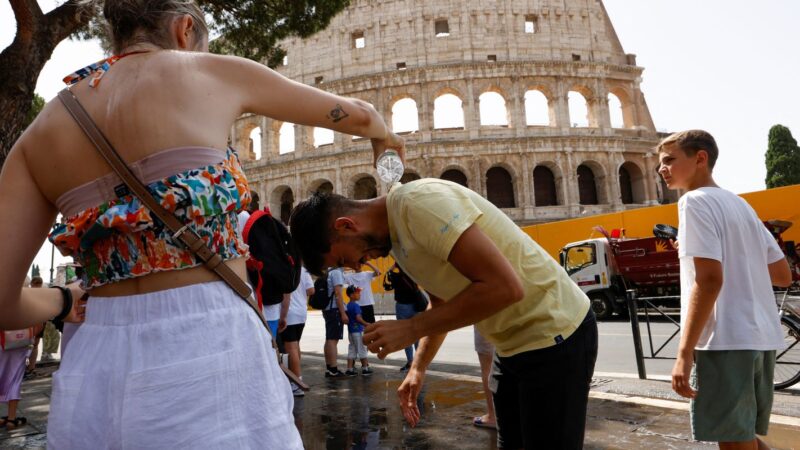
top-left (2, 355), bottom-right (799, 449)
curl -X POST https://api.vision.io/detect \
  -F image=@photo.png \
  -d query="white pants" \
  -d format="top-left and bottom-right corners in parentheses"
top-left (48, 281), bottom-right (302, 449)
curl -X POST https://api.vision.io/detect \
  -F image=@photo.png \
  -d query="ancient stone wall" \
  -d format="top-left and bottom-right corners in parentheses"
top-left (233, 0), bottom-right (675, 225)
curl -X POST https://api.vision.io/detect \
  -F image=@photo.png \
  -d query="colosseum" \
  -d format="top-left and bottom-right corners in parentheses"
top-left (231, 0), bottom-right (674, 225)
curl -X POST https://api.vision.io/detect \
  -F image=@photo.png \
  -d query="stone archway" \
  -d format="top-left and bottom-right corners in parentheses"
top-left (441, 168), bottom-right (468, 187)
top-left (533, 165), bottom-right (558, 206)
top-left (486, 166), bottom-right (515, 208)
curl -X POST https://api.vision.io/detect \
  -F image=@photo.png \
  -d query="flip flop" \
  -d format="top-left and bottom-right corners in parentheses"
top-left (472, 416), bottom-right (497, 430)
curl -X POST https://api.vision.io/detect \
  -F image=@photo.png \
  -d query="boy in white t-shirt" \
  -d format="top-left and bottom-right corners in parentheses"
top-left (657, 130), bottom-right (792, 449)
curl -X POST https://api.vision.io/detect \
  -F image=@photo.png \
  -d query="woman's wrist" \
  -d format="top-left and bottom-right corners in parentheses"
top-left (51, 286), bottom-right (73, 323)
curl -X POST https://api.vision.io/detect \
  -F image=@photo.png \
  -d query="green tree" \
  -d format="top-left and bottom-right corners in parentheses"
top-left (0, 0), bottom-right (350, 169)
top-left (765, 124), bottom-right (800, 188)
top-left (23, 93), bottom-right (46, 130)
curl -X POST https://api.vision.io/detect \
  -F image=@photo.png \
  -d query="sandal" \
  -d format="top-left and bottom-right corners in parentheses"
top-left (5, 417), bottom-right (27, 429)
top-left (472, 416), bottom-right (497, 430)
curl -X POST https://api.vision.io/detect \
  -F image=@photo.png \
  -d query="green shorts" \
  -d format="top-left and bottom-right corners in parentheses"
top-left (690, 350), bottom-right (776, 442)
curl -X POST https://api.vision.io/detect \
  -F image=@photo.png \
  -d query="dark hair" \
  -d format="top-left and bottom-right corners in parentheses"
top-left (657, 130), bottom-right (719, 169)
top-left (104, 0), bottom-right (208, 53)
top-left (346, 285), bottom-right (359, 296)
top-left (30, 276), bottom-right (44, 286)
top-left (289, 192), bottom-right (359, 277)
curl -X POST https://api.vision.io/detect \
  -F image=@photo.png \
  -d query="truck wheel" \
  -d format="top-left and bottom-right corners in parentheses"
top-left (590, 294), bottom-right (613, 321)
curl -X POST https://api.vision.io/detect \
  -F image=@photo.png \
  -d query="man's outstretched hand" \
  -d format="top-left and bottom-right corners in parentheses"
top-left (363, 319), bottom-right (419, 359)
top-left (397, 368), bottom-right (424, 427)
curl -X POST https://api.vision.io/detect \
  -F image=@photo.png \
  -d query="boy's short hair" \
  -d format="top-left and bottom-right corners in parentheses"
top-left (30, 276), bottom-right (44, 287)
top-left (657, 130), bottom-right (719, 169)
top-left (346, 285), bottom-right (361, 297)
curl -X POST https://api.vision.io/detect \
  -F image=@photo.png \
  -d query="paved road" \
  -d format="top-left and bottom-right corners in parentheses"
top-left (302, 312), bottom-right (682, 379)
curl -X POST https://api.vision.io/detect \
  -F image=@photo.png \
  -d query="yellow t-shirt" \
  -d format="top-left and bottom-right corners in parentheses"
top-left (386, 179), bottom-right (590, 357)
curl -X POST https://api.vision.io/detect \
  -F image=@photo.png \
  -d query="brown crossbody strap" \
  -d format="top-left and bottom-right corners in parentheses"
top-left (56, 89), bottom-right (265, 326)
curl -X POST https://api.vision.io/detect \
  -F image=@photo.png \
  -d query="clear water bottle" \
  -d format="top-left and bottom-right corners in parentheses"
top-left (376, 149), bottom-right (404, 184)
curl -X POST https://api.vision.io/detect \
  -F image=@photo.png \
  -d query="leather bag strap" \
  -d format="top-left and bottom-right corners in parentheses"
top-left (57, 89), bottom-right (310, 391)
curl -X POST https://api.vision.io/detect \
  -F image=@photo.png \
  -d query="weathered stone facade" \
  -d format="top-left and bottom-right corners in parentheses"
top-left (232, 0), bottom-right (674, 224)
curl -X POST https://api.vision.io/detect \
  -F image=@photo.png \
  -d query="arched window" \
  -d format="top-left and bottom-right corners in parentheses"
top-left (280, 188), bottom-right (294, 224)
top-left (353, 176), bottom-right (377, 200)
top-left (400, 172), bottom-right (421, 184)
top-left (577, 164), bottom-right (598, 205)
top-left (279, 122), bottom-right (295, 154)
top-left (250, 192), bottom-right (261, 211)
top-left (619, 166), bottom-right (633, 204)
top-left (568, 91), bottom-right (589, 127)
top-left (433, 93), bottom-right (465, 129)
top-left (486, 167), bottom-right (515, 208)
top-left (608, 93), bottom-right (625, 129)
top-left (479, 92), bottom-right (508, 126)
top-left (524, 90), bottom-right (550, 126)
top-left (313, 127), bottom-right (334, 147)
top-left (249, 127), bottom-right (262, 160)
top-left (441, 169), bottom-right (468, 187)
top-left (315, 181), bottom-right (334, 195)
top-left (392, 98), bottom-right (420, 133)
top-left (619, 162), bottom-right (645, 204)
top-left (533, 166), bottom-right (558, 206)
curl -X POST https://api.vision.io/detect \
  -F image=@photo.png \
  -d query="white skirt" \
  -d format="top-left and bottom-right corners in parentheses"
top-left (47, 281), bottom-right (303, 450)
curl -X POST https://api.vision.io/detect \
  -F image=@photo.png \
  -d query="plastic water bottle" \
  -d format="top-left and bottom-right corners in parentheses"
top-left (375, 150), bottom-right (404, 184)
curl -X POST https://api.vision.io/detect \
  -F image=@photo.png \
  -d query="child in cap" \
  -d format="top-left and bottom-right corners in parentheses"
top-left (345, 286), bottom-right (372, 376)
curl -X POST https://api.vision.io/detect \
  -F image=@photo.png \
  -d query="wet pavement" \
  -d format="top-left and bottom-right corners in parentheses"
top-left (4, 355), bottom-right (799, 449)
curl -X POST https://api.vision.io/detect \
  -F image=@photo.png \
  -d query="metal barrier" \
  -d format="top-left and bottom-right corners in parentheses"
top-left (626, 289), bottom-right (681, 380)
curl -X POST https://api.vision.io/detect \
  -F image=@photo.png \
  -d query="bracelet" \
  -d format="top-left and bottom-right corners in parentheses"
top-left (51, 286), bottom-right (73, 323)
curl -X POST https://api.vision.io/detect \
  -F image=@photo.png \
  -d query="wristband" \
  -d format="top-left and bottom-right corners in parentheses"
top-left (51, 286), bottom-right (73, 323)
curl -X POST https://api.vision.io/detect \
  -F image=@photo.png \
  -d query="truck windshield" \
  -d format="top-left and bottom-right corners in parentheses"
top-left (564, 244), bottom-right (596, 275)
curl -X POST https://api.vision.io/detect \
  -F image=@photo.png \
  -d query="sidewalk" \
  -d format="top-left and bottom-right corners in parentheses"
top-left (2, 355), bottom-right (799, 449)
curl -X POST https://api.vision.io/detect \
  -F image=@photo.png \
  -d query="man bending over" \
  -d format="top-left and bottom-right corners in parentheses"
top-left (290, 178), bottom-right (597, 449)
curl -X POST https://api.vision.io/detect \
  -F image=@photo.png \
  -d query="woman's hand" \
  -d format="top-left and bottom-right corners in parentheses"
top-left (64, 282), bottom-right (88, 323)
top-left (371, 132), bottom-right (406, 167)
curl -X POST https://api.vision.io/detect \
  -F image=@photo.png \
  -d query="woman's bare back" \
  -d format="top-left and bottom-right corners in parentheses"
top-left (23, 51), bottom-right (241, 206)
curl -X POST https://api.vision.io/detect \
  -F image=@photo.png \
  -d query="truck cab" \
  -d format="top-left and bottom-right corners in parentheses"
top-left (560, 239), bottom-right (619, 319)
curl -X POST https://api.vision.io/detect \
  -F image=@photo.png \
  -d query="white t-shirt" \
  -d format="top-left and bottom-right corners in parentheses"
top-left (286, 267), bottom-right (314, 326)
top-left (263, 303), bottom-right (281, 322)
top-left (326, 268), bottom-right (344, 311)
top-left (678, 187), bottom-right (785, 351)
top-left (236, 210), bottom-right (250, 237)
top-left (344, 271), bottom-right (378, 307)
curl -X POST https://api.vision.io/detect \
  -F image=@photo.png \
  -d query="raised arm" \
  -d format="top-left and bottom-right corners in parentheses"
top-left (211, 54), bottom-right (404, 165)
top-left (365, 261), bottom-right (381, 276)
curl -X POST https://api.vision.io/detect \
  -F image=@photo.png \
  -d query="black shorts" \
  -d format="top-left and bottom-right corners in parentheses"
top-left (323, 309), bottom-right (344, 340)
top-left (279, 323), bottom-right (305, 343)
top-left (490, 309), bottom-right (598, 450)
top-left (360, 304), bottom-right (375, 324)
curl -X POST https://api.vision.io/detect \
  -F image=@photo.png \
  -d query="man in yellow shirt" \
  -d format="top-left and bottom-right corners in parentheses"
top-left (290, 179), bottom-right (596, 449)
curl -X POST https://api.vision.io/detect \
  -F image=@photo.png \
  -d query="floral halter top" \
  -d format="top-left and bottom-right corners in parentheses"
top-left (50, 55), bottom-right (252, 288)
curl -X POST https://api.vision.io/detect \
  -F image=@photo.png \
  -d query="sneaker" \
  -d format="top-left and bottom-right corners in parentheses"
top-left (41, 353), bottom-right (54, 362)
top-left (290, 382), bottom-right (305, 397)
top-left (361, 367), bottom-right (373, 376)
top-left (325, 368), bottom-right (346, 378)
top-left (345, 369), bottom-right (357, 377)
top-left (399, 362), bottom-right (411, 372)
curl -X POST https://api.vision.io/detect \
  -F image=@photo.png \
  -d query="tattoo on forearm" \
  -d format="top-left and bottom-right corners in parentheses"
top-left (327, 104), bottom-right (350, 123)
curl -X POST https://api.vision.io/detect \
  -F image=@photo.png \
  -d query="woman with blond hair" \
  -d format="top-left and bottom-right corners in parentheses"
top-left (0, 0), bottom-right (404, 447)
